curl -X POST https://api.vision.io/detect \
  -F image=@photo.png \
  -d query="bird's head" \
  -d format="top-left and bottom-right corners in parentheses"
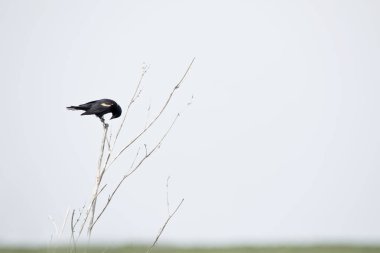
top-left (111, 104), bottom-right (122, 119)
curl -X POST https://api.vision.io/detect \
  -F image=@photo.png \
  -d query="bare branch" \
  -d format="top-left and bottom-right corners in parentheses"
top-left (106, 128), bottom-right (113, 151)
top-left (146, 198), bottom-right (185, 253)
top-left (90, 114), bottom-right (180, 229)
top-left (109, 58), bottom-right (195, 167)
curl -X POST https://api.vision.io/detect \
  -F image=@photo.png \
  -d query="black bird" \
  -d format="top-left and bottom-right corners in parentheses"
top-left (67, 99), bottom-right (122, 123)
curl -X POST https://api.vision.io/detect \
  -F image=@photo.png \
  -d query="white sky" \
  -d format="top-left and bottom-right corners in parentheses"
top-left (0, 0), bottom-right (380, 246)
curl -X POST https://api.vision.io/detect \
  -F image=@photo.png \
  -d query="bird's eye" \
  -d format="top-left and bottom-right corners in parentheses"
top-left (101, 103), bottom-right (112, 107)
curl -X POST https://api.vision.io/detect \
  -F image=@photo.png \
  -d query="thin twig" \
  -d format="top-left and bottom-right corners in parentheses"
top-left (146, 198), bottom-right (185, 253)
top-left (113, 64), bottom-right (150, 148)
top-left (106, 127), bottom-right (112, 151)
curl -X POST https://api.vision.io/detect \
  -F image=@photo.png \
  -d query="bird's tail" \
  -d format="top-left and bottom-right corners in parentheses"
top-left (66, 105), bottom-right (84, 111)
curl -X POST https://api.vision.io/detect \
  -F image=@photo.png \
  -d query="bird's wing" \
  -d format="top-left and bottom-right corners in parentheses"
top-left (81, 101), bottom-right (114, 115)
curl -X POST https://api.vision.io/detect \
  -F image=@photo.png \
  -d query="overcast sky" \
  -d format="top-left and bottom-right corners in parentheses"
top-left (1, 0), bottom-right (380, 246)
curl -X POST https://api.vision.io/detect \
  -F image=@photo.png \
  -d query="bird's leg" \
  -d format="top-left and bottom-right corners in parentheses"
top-left (99, 117), bottom-right (109, 128)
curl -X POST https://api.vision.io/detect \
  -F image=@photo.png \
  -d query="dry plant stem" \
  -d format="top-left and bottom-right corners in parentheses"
top-left (146, 198), bottom-right (185, 253)
top-left (90, 114), bottom-right (180, 230)
top-left (87, 123), bottom-right (109, 237)
top-left (109, 57), bottom-right (195, 168)
top-left (60, 208), bottom-right (70, 239)
top-left (70, 210), bottom-right (77, 253)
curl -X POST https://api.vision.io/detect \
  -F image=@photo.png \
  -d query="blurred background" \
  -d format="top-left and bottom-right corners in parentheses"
top-left (0, 0), bottom-right (380, 249)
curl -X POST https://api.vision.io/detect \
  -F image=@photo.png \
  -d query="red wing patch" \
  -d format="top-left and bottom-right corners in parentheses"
top-left (101, 102), bottom-right (112, 107)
